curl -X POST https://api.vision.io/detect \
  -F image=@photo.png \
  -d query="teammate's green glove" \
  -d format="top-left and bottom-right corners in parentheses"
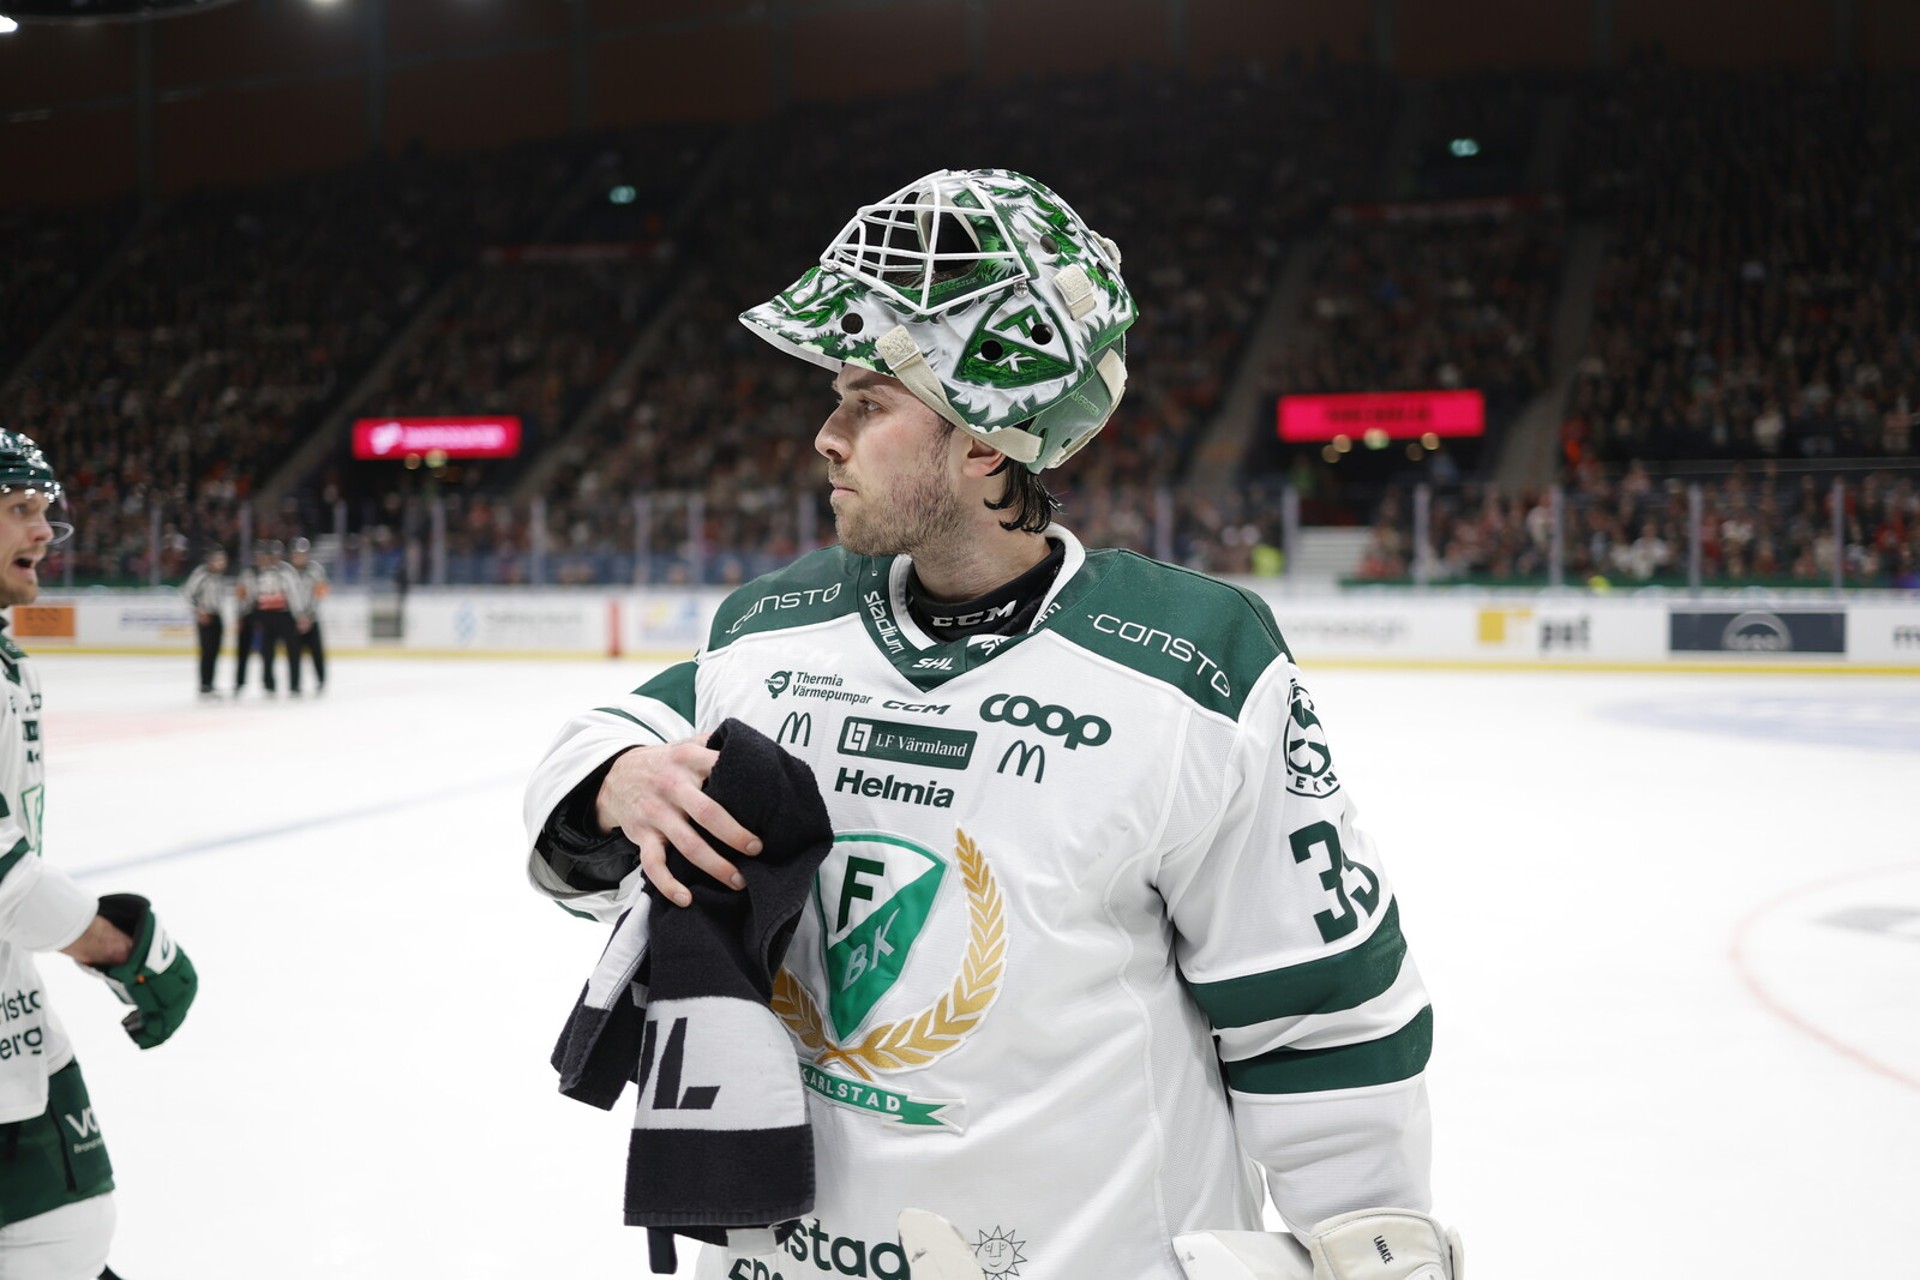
top-left (90, 893), bottom-right (198, 1049)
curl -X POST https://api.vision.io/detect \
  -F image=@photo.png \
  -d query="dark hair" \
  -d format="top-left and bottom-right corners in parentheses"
top-left (983, 456), bottom-right (1060, 534)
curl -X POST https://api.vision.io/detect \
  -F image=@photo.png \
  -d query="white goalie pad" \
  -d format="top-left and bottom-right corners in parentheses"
top-left (897, 1209), bottom-right (986, 1280)
top-left (1177, 1211), bottom-right (1462, 1280)
top-left (1175, 1229), bottom-right (1317, 1280)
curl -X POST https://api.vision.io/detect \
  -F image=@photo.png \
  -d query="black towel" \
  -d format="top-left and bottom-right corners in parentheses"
top-left (550, 717), bottom-right (833, 1271)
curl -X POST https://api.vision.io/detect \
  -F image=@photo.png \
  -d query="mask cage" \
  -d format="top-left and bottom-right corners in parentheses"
top-left (819, 172), bottom-right (1030, 318)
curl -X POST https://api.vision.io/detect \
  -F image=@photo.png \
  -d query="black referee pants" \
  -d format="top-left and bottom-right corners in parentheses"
top-left (256, 610), bottom-right (299, 693)
top-left (196, 616), bottom-right (223, 693)
top-left (233, 609), bottom-right (260, 690)
top-left (296, 620), bottom-right (327, 689)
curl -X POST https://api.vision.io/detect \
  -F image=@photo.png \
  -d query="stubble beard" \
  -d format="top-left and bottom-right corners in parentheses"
top-left (834, 442), bottom-right (969, 559)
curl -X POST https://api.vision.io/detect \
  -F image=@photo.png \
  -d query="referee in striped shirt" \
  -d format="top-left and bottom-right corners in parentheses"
top-left (181, 546), bottom-right (228, 697)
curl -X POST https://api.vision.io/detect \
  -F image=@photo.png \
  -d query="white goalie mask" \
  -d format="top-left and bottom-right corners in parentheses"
top-left (740, 168), bottom-right (1137, 473)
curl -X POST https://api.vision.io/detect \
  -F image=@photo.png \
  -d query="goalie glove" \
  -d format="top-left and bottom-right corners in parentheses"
top-left (1175, 1210), bottom-right (1463, 1280)
top-left (88, 893), bottom-right (199, 1049)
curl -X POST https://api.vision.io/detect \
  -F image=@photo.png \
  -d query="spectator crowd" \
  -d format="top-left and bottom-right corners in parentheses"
top-left (7, 66), bottom-right (1917, 593)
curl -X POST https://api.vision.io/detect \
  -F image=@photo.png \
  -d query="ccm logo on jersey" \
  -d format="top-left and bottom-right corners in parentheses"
top-left (980, 694), bottom-right (1111, 750)
top-left (925, 600), bottom-right (1017, 629)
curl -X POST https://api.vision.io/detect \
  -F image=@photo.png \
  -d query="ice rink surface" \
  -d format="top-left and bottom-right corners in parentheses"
top-left (27, 651), bottom-right (1920, 1279)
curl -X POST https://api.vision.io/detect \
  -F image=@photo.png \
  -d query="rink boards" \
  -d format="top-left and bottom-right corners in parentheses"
top-left (13, 586), bottom-right (1920, 671)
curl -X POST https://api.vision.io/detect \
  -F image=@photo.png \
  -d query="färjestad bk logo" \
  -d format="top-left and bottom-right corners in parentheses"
top-left (1284, 686), bottom-right (1340, 798)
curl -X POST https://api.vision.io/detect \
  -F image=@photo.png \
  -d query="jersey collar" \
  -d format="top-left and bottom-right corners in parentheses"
top-left (858, 525), bottom-right (1089, 691)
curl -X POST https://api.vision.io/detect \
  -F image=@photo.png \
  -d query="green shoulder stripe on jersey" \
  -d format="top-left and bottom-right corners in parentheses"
top-left (1189, 900), bottom-right (1406, 1028)
top-left (554, 900), bottom-right (600, 921)
top-left (1045, 550), bottom-right (1290, 720)
top-left (1223, 1004), bottom-right (1432, 1095)
top-left (0, 836), bottom-right (31, 879)
top-left (630, 661), bottom-right (697, 725)
top-left (705, 547), bottom-right (860, 653)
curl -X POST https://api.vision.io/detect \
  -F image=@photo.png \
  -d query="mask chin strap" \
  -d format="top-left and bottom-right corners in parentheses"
top-left (876, 325), bottom-right (1042, 466)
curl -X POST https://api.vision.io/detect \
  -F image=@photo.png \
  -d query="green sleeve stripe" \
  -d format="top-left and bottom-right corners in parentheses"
top-left (0, 836), bottom-right (31, 879)
top-left (1224, 1004), bottom-right (1433, 1095)
top-left (592, 708), bottom-right (668, 744)
top-left (555, 900), bottom-right (600, 921)
top-left (1189, 900), bottom-right (1405, 1028)
top-left (632, 660), bottom-right (698, 724)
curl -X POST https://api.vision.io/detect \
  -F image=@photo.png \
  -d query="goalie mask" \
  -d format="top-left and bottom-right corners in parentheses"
top-left (740, 168), bottom-right (1136, 473)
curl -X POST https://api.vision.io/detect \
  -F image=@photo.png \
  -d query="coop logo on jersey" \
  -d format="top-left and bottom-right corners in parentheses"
top-left (838, 717), bottom-right (976, 769)
top-left (813, 834), bottom-right (948, 1039)
top-left (777, 829), bottom-right (1005, 1132)
top-left (980, 693), bottom-right (1111, 750)
top-left (1284, 686), bottom-right (1340, 798)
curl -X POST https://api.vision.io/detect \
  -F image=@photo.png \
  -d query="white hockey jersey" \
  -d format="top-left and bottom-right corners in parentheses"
top-left (524, 528), bottom-right (1434, 1280)
top-left (0, 622), bottom-right (96, 1123)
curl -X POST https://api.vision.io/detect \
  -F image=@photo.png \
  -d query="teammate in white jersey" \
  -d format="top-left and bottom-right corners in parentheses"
top-left (0, 431), bottom-right (198, 1280)
top-left (526, 171), bottom-right (1461, 1280)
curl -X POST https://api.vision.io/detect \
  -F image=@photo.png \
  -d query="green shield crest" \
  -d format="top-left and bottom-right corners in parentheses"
top-left (814, 832), bottom-right (947, 1040)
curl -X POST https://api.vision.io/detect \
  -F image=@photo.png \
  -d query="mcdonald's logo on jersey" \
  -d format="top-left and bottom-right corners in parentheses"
top-left (777, 711), bottom-right (813, 747)
top-left (996, 740), bottom-right (1046, 783)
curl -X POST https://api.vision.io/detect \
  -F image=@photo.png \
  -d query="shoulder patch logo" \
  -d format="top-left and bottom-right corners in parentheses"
top-left (775, 828), bottom-right (1005, 1131)
top-left (1285, 686), bottom-right (1341, 798)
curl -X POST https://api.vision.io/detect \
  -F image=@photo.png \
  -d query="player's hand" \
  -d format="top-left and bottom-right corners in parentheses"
top-left (85, 894), bottom-right (199, 1049)
top-left (297, 618), bottom-right (312, 633)
top-left (595, 737), bottom-right (763, 906)
top-left (61, 914), bottom-right (134, 968)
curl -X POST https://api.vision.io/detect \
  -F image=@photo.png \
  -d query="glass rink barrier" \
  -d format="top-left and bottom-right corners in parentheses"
top-left (32, 463), bottom-right (1920, 594)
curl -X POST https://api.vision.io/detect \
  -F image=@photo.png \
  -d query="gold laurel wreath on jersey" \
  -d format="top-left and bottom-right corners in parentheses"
top-left (773, 829), bottom-right (1004, 1079)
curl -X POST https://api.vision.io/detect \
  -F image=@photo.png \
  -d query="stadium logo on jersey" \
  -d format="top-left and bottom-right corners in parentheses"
top-left (775, 829), bottom-right (1005, 1131)
top-left (777, 711), bottom-right (813, 746)
top-left (1284, 686), bottom-right (1340, 798)
top-left (980, 694), bottom-right (1111, 750)
top-left (838, 717), bottom-right (976, 769)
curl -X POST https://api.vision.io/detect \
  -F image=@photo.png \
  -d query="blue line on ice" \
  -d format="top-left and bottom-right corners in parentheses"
top-left (71, 773), bottom-right (524, 879)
